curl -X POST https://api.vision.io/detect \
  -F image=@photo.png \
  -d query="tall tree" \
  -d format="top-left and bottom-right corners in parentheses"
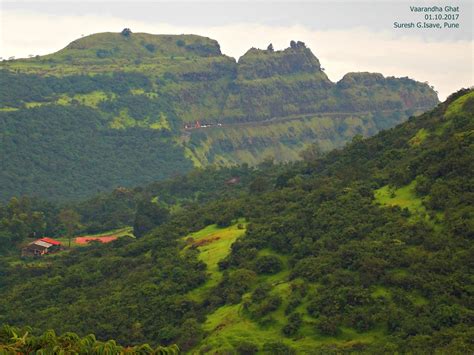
top-left (133, 200), bottom-right (169, 238)
top-left (58, 209), bottom-right (81, 248)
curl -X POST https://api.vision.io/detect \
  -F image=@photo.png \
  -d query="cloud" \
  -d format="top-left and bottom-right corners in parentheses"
top-left (1, 10), bottom-right (472, 99)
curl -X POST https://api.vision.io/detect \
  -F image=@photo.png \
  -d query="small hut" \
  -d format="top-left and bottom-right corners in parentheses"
top-left (21, 238), bottom-right (61, 257)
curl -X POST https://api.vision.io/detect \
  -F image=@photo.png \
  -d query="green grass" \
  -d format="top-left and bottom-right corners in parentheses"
top-left (199, 303), bottom-right (296, 353)
top-left (408, 292), bottom-right (429, 306)
top-left (183, 147), bottom-right (204, 168)
top-left (184, 220), bottom-right (246, 301)
top-left (149, 112), bottom-right (171, 130)
top-left (409, 128), bottom-right (429, 146)
top-left (20, 91), bottom-right (112, 110)
top-left (445, 91), bottom-right (474, 119)
top-left (195, 244), bottom-right (383, 353)
top-left (373, 180), bottom-right (445, 230)
top-left (374, 181), bottom-right (426, 214)
top-left (198, 297), bottom-right (384, 353)
top-left (131, 88), bottom-right (159, 99)
top-left (109, 109), bottom-right (137, 129)
top-left (109, 109), bottom-right (171, 130)
top-left (63, 91), bottom-right (111, 107)
top-left (371, 286), bottom-right (392, 300)
top-left (24, 101), bottom-right (46, 108)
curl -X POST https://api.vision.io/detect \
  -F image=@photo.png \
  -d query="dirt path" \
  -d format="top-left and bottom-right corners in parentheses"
top-left (182, 106), bottom-right (431, 132)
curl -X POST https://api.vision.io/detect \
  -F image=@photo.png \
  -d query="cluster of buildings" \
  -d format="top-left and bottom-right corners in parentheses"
top-left (21, 237), bottom-right (62, 257)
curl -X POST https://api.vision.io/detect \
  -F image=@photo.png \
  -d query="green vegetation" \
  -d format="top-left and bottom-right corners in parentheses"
top-left (0, 31), bottom-right (438, 201)
top-left (0, 103), bottom-right (192, 201)
top-left (184, 221), bottom-right (246, 300)
top-left (57, 90), bottom-right (112, 108)
top-left (0, 90), bottom-right (471, 353)
top-left (0, 89), bottom-right (471, 352)
top-left (445, 90), bottom-right (474, 119)
top-left (409, 128), bottom-right (429, 146)
top-left (186, 112), bottom-right (403, 166)
top-left (2, 31), bottom-right (471, 352)
top-left (200, 304), bottom-right (297, 352)
top-left (0, 325), bottom-right (178, 354)
top-left (374, 181), bottom-right (425, 213)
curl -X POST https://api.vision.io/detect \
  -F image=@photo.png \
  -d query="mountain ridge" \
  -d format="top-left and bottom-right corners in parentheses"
top-left (0, 30), bottom-right (439, 200)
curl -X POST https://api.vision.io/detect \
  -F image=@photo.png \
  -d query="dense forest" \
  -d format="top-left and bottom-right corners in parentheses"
top-left (0, 89), bottom-right (472, 352)
top-left (0, 31), bottom-right (438, 201)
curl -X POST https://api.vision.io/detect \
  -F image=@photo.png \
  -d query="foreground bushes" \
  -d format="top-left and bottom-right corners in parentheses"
top-left (0, 325), bottom-right (179, 354)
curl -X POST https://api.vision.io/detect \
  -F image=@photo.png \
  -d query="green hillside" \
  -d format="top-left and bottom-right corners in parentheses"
top-left (0, 30), bottom-right (438, 201)
top-left (0, 89), bottom-right (471, 353)
top-left (54, 32), bottom-right (222, 61)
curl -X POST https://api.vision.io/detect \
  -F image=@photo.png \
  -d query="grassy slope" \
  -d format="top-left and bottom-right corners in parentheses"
top-left (197, 250), bottom-right (386, 353)
top-left (374, 181), bottom-right (425, 213)
top-left (374, 178), bottom-right (444, 230)
top-left (183, 222), bottom-right (386, 353)
top-left (197, 93), bottom-right (474, 353)
top-left (181, 225), bottom-right (297, 351)
top-left (184, 221), bottom-right (246, 301)
top-left (444, 90), bottom-right (474, 119)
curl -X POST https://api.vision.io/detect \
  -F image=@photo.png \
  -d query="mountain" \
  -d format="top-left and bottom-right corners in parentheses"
top-left (0, 89), bottom-right (472, 352)
top-left (0, 31), bottom-right (439, 200)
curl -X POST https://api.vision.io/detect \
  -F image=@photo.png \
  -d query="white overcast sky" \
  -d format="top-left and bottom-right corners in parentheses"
top-left (0, 0), bottom-right (472, 100)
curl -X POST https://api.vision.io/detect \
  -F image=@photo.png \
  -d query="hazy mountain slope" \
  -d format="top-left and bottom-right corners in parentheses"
top-left (0, 89), bottom-right (470, 353)
top-left (0, 31), bottom-right (438, 200)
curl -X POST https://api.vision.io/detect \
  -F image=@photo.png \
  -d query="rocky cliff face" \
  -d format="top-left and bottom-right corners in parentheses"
top-left (237, 41), bottom-right (323, 80)
top-left (0, 31), bottom-right (439, 199)
top-left (216, 44), bottom-right (437, 123)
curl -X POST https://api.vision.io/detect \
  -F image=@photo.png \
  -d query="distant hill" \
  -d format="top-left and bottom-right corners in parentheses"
top-left (0, 30), bottom-right (439, 200)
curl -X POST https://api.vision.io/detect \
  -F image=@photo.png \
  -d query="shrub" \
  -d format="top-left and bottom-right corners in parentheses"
top-left (262, 341), bottom-right (296, 354)
top-left (235, 340), bottom-right (258, 354)
top-left (316, 316), bottom-right (340, 336)
top-left (144, 43), bottom-right (156, 53)
top-left (282, 312), bottom-right (302, 337)
top-left (251, 283), bottom-right (271, 302)
top-left (96, 49), bottom-right (112, 58)
top-left (255, 255), bottom-right (283, 274)
top-left (121, 28), bottom-right (132, 37)
top-left (250, 295), bottom-right (282, 318)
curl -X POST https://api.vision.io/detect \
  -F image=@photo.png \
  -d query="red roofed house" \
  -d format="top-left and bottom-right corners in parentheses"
top-left (21, 237), bottom-right (62, 257)
top-left (40, 237), bottom-right (62, 247)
